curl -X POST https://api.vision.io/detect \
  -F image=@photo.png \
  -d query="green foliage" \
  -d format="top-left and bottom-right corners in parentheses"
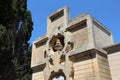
top-left (0, 25), bottom-right (6, 42)
top-left (0, 0), bottom-right (33, 80)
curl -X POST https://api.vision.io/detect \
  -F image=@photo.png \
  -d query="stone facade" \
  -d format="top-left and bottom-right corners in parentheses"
top-left (31, 6), bottom-right (120, 80)
top-left (104, 44), bottom-right (120, 80)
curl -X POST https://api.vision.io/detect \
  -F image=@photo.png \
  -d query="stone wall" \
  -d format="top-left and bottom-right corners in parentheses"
top-left (31, 6), bottom-right (116, 80)
top-left (93, 20), bottom-right (113, 48)
top-left (70, 23), bottom-right (88, 49)
top-left (108, 52), bottom-right (120, 80)
top-left (31, 39), bottom-right (46, 67)
top-left (47, 6), bottom-right (69, 35)
top-left (73, 55), bottom-right (96, 80)
top-left (96, 53), bottom-right (111, 80)
top-left (71, 50), bottom-right (111, 80)
top-left (32, 71), bottom-right (44, 80)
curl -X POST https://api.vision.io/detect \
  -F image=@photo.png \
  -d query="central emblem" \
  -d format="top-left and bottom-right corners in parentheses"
top-left (53, 39), bottom-right (63, 51)
top-left (49, 34), bottom-right (65, 52)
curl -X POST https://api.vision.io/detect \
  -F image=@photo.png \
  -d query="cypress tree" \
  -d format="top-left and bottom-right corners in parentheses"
top-left (0, 0), bottom-right (33, 80)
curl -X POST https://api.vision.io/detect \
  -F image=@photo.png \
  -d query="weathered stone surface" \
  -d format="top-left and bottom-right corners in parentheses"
top-left (31, 6), bottom-right (119, 80)
top-left (105, 44), bottom-right (120, 80)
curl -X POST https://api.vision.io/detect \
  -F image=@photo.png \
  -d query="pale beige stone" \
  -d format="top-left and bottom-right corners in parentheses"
top-left (31, 6), bottom-right (120, 80)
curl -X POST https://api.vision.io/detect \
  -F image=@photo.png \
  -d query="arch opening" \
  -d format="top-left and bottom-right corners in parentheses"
top-left (49, 70), bottom-right (66, 80)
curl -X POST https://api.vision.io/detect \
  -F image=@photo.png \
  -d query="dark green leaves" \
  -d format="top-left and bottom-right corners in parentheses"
top-left (0, 0), bottom-right (33, 80)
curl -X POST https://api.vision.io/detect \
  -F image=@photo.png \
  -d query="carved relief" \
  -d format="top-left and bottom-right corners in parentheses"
top-left (69, 67), bottom-right (74, 80)
top-left (60, 55), bottom-right (65, 64)
top-left (53, 39), bottom-right (63, 51)
top-left (48, 70), bottom-right (66, 80)
top-left (49, 58), bottom-right (54, 65)
top-left (49, 34), bottom-right (65, 52)
top-left (43, 33), bottom-right (74, 80)
top-left (65, 42), bottom-right (74, 53)
top-left (44, 51), bottom-right (48, 58)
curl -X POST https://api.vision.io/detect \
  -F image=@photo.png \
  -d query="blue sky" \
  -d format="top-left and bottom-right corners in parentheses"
top-left (28, 0), bottom-right (120, 44)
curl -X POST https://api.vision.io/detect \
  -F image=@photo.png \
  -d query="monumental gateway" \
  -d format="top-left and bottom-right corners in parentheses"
top-left (31, 6), bottom-right (120, 80)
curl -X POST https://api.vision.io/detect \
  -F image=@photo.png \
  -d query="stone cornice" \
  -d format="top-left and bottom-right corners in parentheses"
top-left (34, 37), bottom-right (48, 48)
top-left (32, 62), bottom-right (46, 73)
top-left (104, 43), bottom-right (120, 54)
top-left (69, 48), bottom-right (107, 62)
